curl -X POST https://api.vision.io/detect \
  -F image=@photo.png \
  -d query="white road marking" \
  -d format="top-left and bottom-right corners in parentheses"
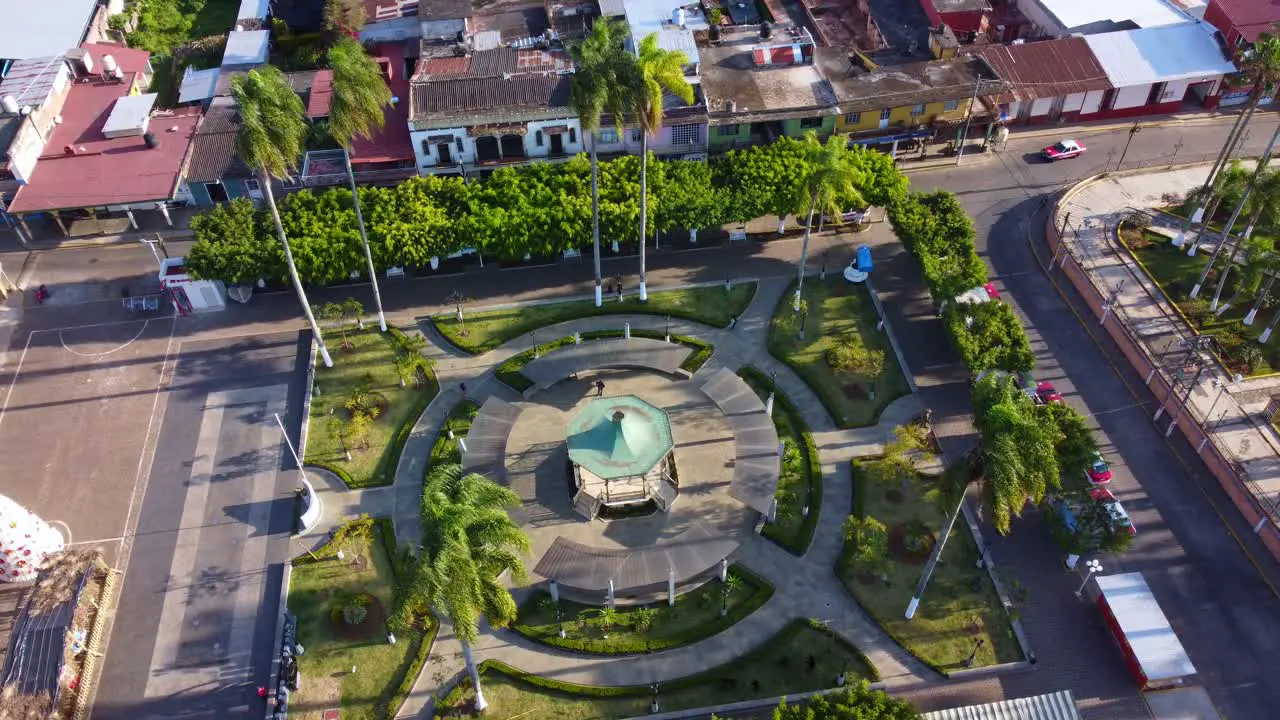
top-left (58, 319), bottom-right (150, 358)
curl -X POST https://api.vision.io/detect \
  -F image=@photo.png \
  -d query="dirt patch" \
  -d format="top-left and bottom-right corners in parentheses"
top-left (841, 382), bottom-right (868, 402)
top-left (328, 594), bottom-right (386, 641)
top-left (888, 523), bottom-right (935, 564)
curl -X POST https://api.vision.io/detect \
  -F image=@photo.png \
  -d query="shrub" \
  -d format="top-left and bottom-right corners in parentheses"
top-left (343, 595), bottom-right (370, 625)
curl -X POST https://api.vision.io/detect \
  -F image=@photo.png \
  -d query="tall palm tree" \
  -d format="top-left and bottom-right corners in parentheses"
top-left (1184, 34), bottom-right (1280, 253)
top-left (395, 464), bottom-right (530, 712)
top-left (328, 36), bottom-right (392, 332)
top-left (631, 33), bottom-right (692, 302)
top-left (1209, 169), bottom-right (1280, 311)
top-left (231, 67), bottom-right (334, 367)
top-left (571, 18), bottom-right (636, 307)
top-left (792, 133), bottom-right (865, 311)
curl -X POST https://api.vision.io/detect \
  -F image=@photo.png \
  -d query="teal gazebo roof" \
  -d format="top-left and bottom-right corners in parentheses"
top-left (567, 396), bottom-right (673, 480)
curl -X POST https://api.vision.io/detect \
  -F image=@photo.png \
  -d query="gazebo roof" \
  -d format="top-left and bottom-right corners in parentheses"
top-left (567, 396), bottom-right (673, 480)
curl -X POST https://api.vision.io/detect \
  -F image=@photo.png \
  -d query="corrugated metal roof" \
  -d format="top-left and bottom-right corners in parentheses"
top-left (974, 38), bottom-right (1112, 103)
top-left (0, 0), bottom-right (99, 60)
top-left (598, 0), bottom-right (626, 15)
top-left (178, 67), bottom-right (221, 105)
top-left (237, 0), bottom-right (269, 20)
top-left (922, 690), bottom-right (1081, 720)
top-left (1084, 24), bottom-right (1238, 87)
top-left (1096, 573), bottom-right (1197, 682)
top-left (1038, 0), bottom-right (1189, 30)
top-left (221, 30), bottom-right (270, 68)
top-left (0, 57), bottom-right (69, 109)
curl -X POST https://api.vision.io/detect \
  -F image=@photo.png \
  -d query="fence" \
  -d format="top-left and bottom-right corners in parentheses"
top-left (1047, 171), bottom-right (1280, 561)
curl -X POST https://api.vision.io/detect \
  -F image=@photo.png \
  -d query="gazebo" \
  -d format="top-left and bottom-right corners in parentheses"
top-left (567, 396), bottom-right (677, 516)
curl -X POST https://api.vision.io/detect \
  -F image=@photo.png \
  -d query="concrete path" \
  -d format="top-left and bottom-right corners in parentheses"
top-left (388, 276), bottom-right (945, 718)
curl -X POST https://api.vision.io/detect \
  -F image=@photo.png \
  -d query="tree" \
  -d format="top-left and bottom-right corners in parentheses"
top-left (793, 132), bottom-right (866, 310)
top-left (772, 682), bottom-right (920, 720)
top-left (1208, 168), bottom-right (1280, 311)
top-left (842, 514), bottom-right (890, 575)
top-left (889, 191), bottom-right (987, 302)
top-left (715, 137), bottom-right (811, 229)
top-left (1036, 402), bottom-right (1096, 480)
top-left (314, 301), bottom-right (350, 347)
top-left (323, 0), bottom-right (365, 33)
top-left (342, 297), bottom-right (365, 330)
top-left (185, 197), bottom-right (282, 285)
top-left (964, 374), bottom-right (1061, 534)
top-left (864, 424), bottom-right (931, 493)
top-left (232, 66), bottom-right (334, 367)
top-left (849, 146), bottom-right (909, 208)
top-left (570, 17), bottom-right (637, 307)
top-left (393, 464), bottom-right (531, 712)
top-left (943, 301), bottom-right (1035, 373)
top-left (328, 36), bottom-right (393, 331)
top-left (348, 409), bottom-right (376, 449)
top-left (631, 32), bottom-right (693, 301)
top-left (1047, 491), bottom-right (1134, 560)
top-left (655, 159), bottom-right (723, 243)
top-left (326, 415), bottom-right (350, 459)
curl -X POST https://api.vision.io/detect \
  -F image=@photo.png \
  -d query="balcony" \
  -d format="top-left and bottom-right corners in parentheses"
top-left (291, 166), bottom-right (419, 188)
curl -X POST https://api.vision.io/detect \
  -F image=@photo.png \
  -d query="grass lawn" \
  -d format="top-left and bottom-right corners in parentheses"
top-left (434, 619), bottom-right (876, 719)
top-left (433, 283), bottom-right (757, 354)
top-left (768, 278), bottom-right (909, 428)
top-left (306, 328), bottom-right (438, 488)
top-left (511, 565), bottom-right (772, 654)
top-left (127, 0), bottom-right (240, 55)
top-left (288, 520), bottom-right (430, 720)
top-left (838, 462), bottom-right (1021, 672)
top-left (429, 399), bottom-right (480, 469)
top-left (1119, 225), bottom-right (1277, 375)
top-left (739, 368), bottom-right (820, 555)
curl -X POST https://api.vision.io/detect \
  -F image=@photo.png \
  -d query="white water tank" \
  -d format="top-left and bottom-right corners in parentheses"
top-left (101, 54), bottom-right (119, 75)
top-left (672, 7), bottom-right (685, 26)
top-left (0, 95), bottom-right (17, 115)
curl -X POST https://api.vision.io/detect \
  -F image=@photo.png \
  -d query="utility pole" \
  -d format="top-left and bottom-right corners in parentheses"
top-left (907, 489), bottom-right (966, 619)
top-left (956, 76), bottom-right (1000, 166)
top-left (1115, 123), bottom-right (1142, 171)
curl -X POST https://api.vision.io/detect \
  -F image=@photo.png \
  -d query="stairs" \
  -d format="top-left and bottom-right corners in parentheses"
top-left (653, 479), bottom-right (678, 512)
top-left (572, 489), bottom-right (600, 520)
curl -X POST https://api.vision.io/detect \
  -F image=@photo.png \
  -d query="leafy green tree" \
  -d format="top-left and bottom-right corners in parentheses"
top-left (394, 464), bottom-right (531, 712)
top-left (1207, 168), bottom-right (1280, 310)
top-left (842, 514), bottom-right (890, 574)
top-left (185, 197), bottom-right (281, 285)
top-left (943, 301), bottom-right (1035, 373)
top-left (964, 374), bottom-right (1061, 534)
top-left (792, 133), bottom-right (866, 310)
top-left (232, 66), bottom-right (334, 366)
top-left (631, 32), bottom-right (693, 300)
top-left (326, 415), bottom-right (350, 459)
top-left (364, 177), bottom-right (457, 267)
top-left (772, 682), bottom-right (920, 719)
top-left (328, 35), bottom-right (393, 330)
top-left (1047, 491), bottom-right (1134, 558)
top-left (888, 191), bottom-right (988, 302)
top-left (864, 424), bottom-right (931, 493)
top-left (323, 0), bottom-right (365, 32)
top-left (655, 159), bottom-right (723, 243)
top-left (570, 17), bottom-right (637, 306)
top-left (1036, 402), bottom-right (1097, 480)
top-left (276, 188), bottom-right (365, 285)
top-left (849, 146), bottom-right (909, 207)
top-left (313, 301), bottom-right (349, 346)
top-left (715, 137), bottom-right (810, 227)
top-left (348, 409), bottom-right (375, 449)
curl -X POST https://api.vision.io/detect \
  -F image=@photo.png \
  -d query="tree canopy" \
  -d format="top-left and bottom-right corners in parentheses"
top-left (771, 683), bottom-right (920, 720)
top-left (943, 301), bottom-right (1035, 373)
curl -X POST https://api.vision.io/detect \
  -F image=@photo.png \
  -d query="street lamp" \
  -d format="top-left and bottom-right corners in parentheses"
top-left (963, 638), bottom-right (986, 667)
top-left (1074, 558), bottom-right (1102, 599)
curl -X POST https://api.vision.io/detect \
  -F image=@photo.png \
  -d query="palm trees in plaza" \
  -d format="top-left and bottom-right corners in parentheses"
top-left (231, 66), bottom-right (334, 367)
top-left (792, 133), bottom-right (865, 312)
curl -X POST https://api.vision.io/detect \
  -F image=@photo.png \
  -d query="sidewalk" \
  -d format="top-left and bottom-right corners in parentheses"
top-left (1053, 163), bottom-right (1280, 552)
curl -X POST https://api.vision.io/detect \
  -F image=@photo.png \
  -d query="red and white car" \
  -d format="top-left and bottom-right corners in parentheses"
top-left (953, 282), bottom-right (1001, 306)
top-left (1042, 138), bottom-right (1086, 161)
top-left (1085, 451), bottom-right (1112, 485)
top-left (1035, 381), bottom-right (1064, 405)
top-left (1089, 487), bottom-right (1136, 536)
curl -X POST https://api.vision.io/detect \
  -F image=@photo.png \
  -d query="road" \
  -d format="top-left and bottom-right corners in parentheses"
top-left (4, 114), bottom-right (1280, 718)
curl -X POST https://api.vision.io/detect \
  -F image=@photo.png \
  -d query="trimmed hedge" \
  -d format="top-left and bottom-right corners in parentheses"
top-left (738, 366), bottom-right (822, 556)
top-left (510, 564), bottom-right (773, 655)
top-left (436, 617), bottom-right (878, 712)
top-left (496, 329), bottom-right (715, 393)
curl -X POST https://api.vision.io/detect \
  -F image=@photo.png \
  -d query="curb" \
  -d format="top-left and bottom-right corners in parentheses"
top-left (265, 561), bottom-right (293, 720)
top-left (74, 567), bottom-right (121, 720)
top-left (297, 338), bottom-right (318, 464)
top-left (958, 501), bottom-right (1036, 665)
top-left (865, 279), bottom-right (918, 394)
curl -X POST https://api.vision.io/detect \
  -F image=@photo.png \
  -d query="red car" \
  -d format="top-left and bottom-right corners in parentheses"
top-left (1085, 451), bottom-right (1112, 484)
top-left (1089, 487), bottom-right (1136, 536)
top-left (1042, 138), bottom-right (1085, 161)
top-left (1035, 381), bottom-right (1064, 405)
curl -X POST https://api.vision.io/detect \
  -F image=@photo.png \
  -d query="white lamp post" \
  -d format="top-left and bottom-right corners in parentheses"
top-left (1074, 558), bottom-right (1103, 599)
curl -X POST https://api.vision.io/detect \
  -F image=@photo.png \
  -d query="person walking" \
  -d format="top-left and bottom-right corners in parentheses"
top-left (596, 380), bottom-right (606, 397)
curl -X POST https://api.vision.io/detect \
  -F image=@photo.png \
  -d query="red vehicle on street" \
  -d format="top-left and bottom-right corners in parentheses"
top-left (1042, 138), bottom-right (1086, 161)
top-left (1035, 381), bottom-right (1063, 405)
top-left (1086, 451), bottom-right (1113, 484)
top-left (1088, 487), bottom-right (1136, 535)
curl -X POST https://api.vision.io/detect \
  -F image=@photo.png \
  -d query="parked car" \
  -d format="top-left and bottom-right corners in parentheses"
top-left (938, 282), bottom-right (1000, 315)
top-left (1035, 381), bottom-right (1064, 405)
top-left (1085, 451), bottom-right (1113, 485)
top-left (1042, 138), bottom-right (1086, 161)
top-left (1089, 487), bottom-right (1136, 535)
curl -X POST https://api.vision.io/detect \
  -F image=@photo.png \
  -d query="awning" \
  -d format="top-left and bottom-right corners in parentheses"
top-left (426, 134), bottom-right (454, 143)
top-left (849, 130), bottom-right (932, 146)
top-left (542, 125), bottom-right (569, 134)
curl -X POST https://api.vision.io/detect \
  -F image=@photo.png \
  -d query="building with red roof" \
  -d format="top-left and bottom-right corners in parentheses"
top-left (6, 43), bottom-right (200, 232)
top-left (1204, 0), bottom-right (1280, 47)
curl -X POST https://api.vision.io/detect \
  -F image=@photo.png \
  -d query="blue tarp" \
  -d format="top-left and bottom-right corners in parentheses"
top-left (856, 245), bottom-right (873, 272)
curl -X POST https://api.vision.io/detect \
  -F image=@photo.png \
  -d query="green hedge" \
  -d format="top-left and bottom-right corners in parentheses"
top-left (738, 366), bottom-right (822, 556)
top-left (510, 564), bottom-right (773, 655)
top-left (496, 330), bottom-right (715, 393)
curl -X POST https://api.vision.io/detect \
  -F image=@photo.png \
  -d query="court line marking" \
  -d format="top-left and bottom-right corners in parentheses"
top-left (0, 330), bottom-right (34, 432)
top-left (59, 319), bottom-right (150, 358)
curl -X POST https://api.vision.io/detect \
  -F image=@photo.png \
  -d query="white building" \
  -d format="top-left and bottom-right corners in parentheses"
top-left (1016, 0), bottom-right (1192, 37)
top-left (1081, 23), bottom-right (1236, 117)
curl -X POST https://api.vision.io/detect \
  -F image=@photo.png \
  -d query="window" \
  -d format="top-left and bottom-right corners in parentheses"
top-left (455, 137), bottom-right (464, 151)
top-left (244, 179), bottom-right (261, 194)
top-left (632, 129), bottom-right (643, 142)
top-left (944, 99), bottom-right (959, 111)
top-left (568, 128), bottom-right (577, 143)
top-left (844, 112), bottom-right (861, 124)
top-left (879, 108), bottom-right (891, 120)
top-left (910, 103), bottom-right (925, 116)
top-left (716, 124), bottom-right (739, 136)
top-left (799, 117), bottom-right (823, 129)
top-left (598, 128), bottom-right (619, 144)
top-left (535, 130), bottom-right (544, 146)
top-left (671, 123), bottom-right (700, 145)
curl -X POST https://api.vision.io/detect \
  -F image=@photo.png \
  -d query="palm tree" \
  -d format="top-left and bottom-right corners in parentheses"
top-left (395, 464), bottom-right (530, 712)
top-left (631, 33), bottom-right (692, 302)
top-left (328, 36), bottom-right (392, 332)
top-left (231, 67), bottom-right (334, 367)
top-left (1183, 34), bottom-right (1280, 253)
top-left (1208, 169), bottom-right (1280, 312)
top-left (792, 133), bottom-right (865, 311)
top-left (571, 18), bottom-right (636, 307)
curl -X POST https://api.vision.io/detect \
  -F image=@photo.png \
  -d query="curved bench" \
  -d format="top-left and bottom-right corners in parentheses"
top-left (519, 338), bottom-right (692, 399)
top-left (532, 524), bottom-right (741, 592)
top-left (461, 397), bottom-right (523, 485)
top-left (698, 368), bottom-right (782, 517)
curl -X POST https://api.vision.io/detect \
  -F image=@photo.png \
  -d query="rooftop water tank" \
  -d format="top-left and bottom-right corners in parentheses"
top-left (101, 54), bottom-right (119, 75)
top-left (0, 95), bottom-right (17, 115)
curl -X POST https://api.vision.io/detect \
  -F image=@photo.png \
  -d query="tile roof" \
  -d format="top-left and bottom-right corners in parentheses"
top-left (410, 47), bottom-right (575, 126)
top-left (973, 38), bottom-right (1113, 103)
top-left (7, 44), bottom-right (200, 213)
top-left (307, 70), bottom-right (334, 117)
top-left (185, 97), bottom-right (250, 183)
top-left (413, 47), bottom-right (573, 80)
top-left (350, 43), bottom-right (415, 163)
top-left (1211, 0), bottom-right (1280, 42)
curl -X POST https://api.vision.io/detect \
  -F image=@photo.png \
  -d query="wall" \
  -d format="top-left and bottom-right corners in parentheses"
top-left (527, 118), bottom-right (584, 158)
top-left (782, 115), bottom-right (835, 137)
top-left (1062, 92), bottom-right (1086, 113)
top-left (1014, 0), bottom-right (1061, 36)
top-left (708, 122), bottom-right (750, 151)
top-left (1113, 84), bottom-right (1152, 110)
top-left (835, 99), bottom-right (964, 133)
top-left (1203, 1), bottom-right (1241, 47)
top-left (1080, 89), bottom-right (1106, 114)
top-left (412, 127), bottom-right (471, 169)
top-left (1030, 97), bottom-right (1054, 116)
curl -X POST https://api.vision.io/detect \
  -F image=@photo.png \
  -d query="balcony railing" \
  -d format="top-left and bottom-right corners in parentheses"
top-left (291, 167), bottom-right (418, 187)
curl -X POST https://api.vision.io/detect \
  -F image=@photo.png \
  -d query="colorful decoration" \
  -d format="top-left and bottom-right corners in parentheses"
top-left (0, 495), bottom-right (64, 582)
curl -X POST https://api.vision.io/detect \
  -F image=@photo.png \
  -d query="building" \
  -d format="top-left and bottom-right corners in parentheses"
top-left (920, 0), bottom-right (993, 40)
top-left (182, 97), bottom-right (262, 206)
top-left (1203, 0), bottom-right (1280, 106)
top-left (4, 43), bottom-right (201, 234)
top-left (973, 37), bottom-right (1113, 123)
top-left (409, 46), bottom-right (581, 175)
top-left (701, 25), bottom-right (839, 152)
top-left (1016, 0), bottom-right (1192, 36)
top-left (0, 54), bottom-right (77, 196)
top-left (921, 690), bottom-right (1081, 720)
top-left (361, 0), bottom-right (472, 45)
top-left (1082, 23), bottom-right (1236, 116)
top-left (0, 0), bottom-right (123, 64)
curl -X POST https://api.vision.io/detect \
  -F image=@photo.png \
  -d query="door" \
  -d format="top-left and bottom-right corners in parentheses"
top-left (549, 132), bottom-right (564, 155)
top-left (437, 142), bottom-right (452, 165)
top-left (878, 108), bottom-right (891, 129)
top-left (204, 182), bottom-right (229, 203)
